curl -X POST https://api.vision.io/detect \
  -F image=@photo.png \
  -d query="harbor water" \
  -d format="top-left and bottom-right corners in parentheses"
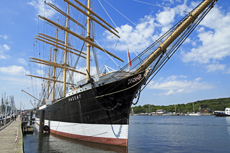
top-left (24, 115), bottom-right (230, 153)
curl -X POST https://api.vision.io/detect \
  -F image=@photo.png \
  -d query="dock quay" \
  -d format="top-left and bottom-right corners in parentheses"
top-left (0, 116), bottom-right (23, 153)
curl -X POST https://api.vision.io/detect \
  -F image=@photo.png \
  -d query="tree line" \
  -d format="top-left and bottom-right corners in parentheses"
top-left (131, 97), bottom-right (230, 114)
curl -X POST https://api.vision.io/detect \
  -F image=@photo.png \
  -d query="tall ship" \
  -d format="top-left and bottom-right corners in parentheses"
top-left (26, 0), bottom-right (218, 146)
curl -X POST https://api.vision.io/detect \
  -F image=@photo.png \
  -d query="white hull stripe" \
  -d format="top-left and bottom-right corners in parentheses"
top-left (36, 119), bottom-right (129, 146)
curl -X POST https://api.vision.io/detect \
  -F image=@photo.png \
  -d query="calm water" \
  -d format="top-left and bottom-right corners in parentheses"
top-left (24, 116), bottom-right (230, 153)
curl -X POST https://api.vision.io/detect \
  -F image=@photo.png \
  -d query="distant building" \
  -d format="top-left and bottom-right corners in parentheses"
top-left (203, 108), bottom-right (213, 113)
top-left (156, 109), bottom-right (166, 114)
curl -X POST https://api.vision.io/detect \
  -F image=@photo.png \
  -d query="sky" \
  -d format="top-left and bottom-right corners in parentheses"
top-left (0, 0), bottom-right (230, 110)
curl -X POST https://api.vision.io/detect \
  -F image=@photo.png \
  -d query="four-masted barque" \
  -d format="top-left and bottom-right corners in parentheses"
top-left (27, 0), bottom-right (218, 146)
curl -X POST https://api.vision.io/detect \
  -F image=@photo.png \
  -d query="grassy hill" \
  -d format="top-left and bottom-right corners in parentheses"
top-left (132, 97), bottom-right (230, 114)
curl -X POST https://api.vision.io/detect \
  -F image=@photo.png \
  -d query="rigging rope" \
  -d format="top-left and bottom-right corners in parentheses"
top-left (96, 0), bottom-right (217, 106)
top-left (132, 87), bottom-right (142, 105)
top-left (98, 0), bottom-right (141, 60)
top-left (31, 0), bottom-right (217, 108)
top-left (138, 0), bottom-right (216, 93)
top-left (133, 0), bottom-right (165, 8)
top-left (103, 0), bottom-right (137, 26)
top-left (94, 39), bottom-right (120, 68)
top-left (88, 70), bottom-right (124, 111)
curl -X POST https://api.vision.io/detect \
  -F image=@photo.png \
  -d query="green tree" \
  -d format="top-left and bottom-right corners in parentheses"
top-left (131, 97), bottom-right (230, 114)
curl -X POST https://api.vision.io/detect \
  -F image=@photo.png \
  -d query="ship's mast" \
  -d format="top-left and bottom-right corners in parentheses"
top-left (63, 4), bottom-right (70, 97)
top-left (135, 0), bottom-right (215, 74)
top-left (28, 0), bottom-right (121, 100)
top-left (47, 47), bottom-right (52, 99)
top-left (52, 19), bottom-right (59, 101)
top-left (86, 0), bottom-right (91, 82)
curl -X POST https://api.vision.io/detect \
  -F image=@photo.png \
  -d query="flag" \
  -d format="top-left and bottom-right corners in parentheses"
top-left (127, 48), bottom-right (132, 67)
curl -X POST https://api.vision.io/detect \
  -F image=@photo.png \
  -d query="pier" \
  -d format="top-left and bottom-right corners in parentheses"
top-left (0, 116), bottom-right (23, 153)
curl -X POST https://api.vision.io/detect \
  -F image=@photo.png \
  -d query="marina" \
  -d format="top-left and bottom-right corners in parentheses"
top-left (22, 115), bottom-right (230, 152)
top-left (0, 116), bottom-right (23, 153)
top-left (1, 0), bottom-right (230, 152)
top-left (2, 114), bottom-right (230, 152)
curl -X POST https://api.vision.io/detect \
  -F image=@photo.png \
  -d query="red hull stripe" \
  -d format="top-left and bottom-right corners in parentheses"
top-left (50, 129), bottom-right (128, 146)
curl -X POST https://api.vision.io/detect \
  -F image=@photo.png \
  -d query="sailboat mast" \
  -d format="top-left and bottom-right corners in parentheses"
top-left (63, 4), bottom-right (70, 97)
top-left (86, 0), bottom-right (91, 82)
top-left (52, 19), bottom-right (59, 101)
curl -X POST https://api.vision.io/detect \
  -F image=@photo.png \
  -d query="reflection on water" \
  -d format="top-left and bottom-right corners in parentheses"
top-left (226, 117), bottom-right (230, 137)
top-left (111, 124), bottom-right (122, 138)
top-left (23, 125), bottom-right (127, 153)
top-left (128, 115), bottom-right (230, 153)
top-left (24, 116), bottom-right (230, 152)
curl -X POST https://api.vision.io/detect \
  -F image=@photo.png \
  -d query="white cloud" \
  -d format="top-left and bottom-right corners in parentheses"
top-left (181, 6), bottom-right (230, 65)
top-left (103, 0), bottom-right (194, 53)
top-left (0, 34), bottom-right (8, 40)
top-left (148, 75), bottom-right (213, 95)
top-left (156, 8), bottom-right (175, 26)
top-left (105, 15), bottom-right (156, 52)
top-left (36, 69), bottom-right (45, 76)
top-left (206, 63), bottom-right (226, 72)
top-left (0, 65), bottom-right (29, 76)
top-left (103, 0), bottom-right (229, 76)
top-left (27, 0), bottom-right (56, 18)
top-left (18, 58), bottom-right (27, 65)
top-left (0, 44), bottom-right (10, 59)
top-left (165, 88), bottom-right (184, 95)
top-left (0, 76), bottom-right (28, 86)
top-left (167, 75), bottom-right (178, 80)
top-left (35, 63), bottom-right (46, 68)
top-left (176, 89), bottom-right (184, 93)
top-left (166, 75), bottom-right (187, 81)
top-left (184, 38), bottom-right (197, 46)
top-left (227, 68), bottom-right (230, 74)
top-left (0, 44), bottom-right (10, 53)
top-left (3, 44), bottom-right (10, 50)
top-left (165, 89), bottom-right (174, 95)
top-left (163, 0), bottom-right (174, 4)
top-left (0, 55), bottom-right (6, 59)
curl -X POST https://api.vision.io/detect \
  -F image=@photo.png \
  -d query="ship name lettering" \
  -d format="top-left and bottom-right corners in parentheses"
top-left (68, 94), bottom-right (81, 102)
top-left (128, 74), bottom-right (142, 85)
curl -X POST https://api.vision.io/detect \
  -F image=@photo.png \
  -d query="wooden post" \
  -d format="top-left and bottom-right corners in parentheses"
top-left (30, 110), bottom-right (33, 125)
top-left (39, 110), bottom-right (45, 133)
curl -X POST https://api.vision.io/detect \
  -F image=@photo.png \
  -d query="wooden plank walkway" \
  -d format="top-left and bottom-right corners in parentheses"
top-left (0, 116), bottom-right (23, 153)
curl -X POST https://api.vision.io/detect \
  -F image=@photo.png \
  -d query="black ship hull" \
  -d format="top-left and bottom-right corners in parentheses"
top-left (36, 71), bottom-right (146, 146)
